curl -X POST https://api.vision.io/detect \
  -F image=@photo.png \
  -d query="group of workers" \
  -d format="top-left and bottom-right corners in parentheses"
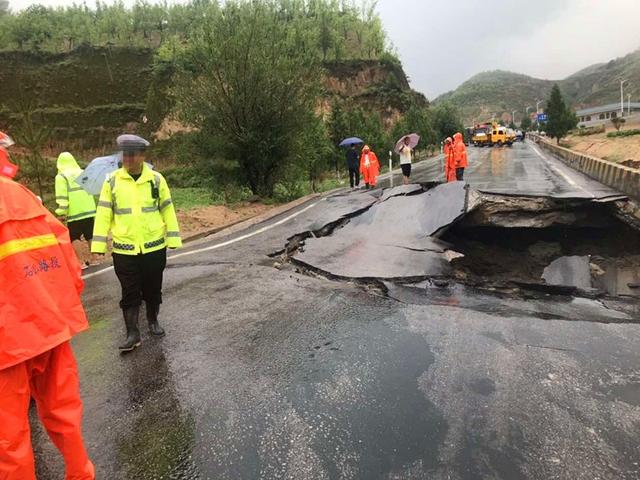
top-left (0, 133), bottom-right (181, 479)
top-left (345, 132), bottom-right (468, 188)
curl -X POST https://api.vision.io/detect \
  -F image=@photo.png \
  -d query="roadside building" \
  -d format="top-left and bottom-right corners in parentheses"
top-left (576, 102), bottom-right (640, 127)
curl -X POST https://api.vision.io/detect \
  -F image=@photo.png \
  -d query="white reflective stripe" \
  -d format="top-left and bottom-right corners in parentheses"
top-left (56, 196), bottom-right (68, 201)
top-left (166, 231), bottom-right (181, 238)
top-left (97, 200), bottom-right (112, 208)
top-left (142, 206), bottom-right (159, 213)
top-left (159, 199), bottom-right (172, 210)
top-left (114, 208), bottom-right (132, 215)
top-left (68, 186), bottom-right (84, 192)
top-left (92, 236), bottom-right (108, 243)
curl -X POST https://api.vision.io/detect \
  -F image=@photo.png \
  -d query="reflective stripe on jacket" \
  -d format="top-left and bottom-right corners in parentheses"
top-left (91, 164), bottom-right (182, 255)
top-left (54, 152), bottom-right (96, 222)
top-left (0, 175), bottom-right (88, 370)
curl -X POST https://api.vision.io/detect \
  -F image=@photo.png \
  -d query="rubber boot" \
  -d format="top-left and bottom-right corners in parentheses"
top-left (119, 306), bottom-right (141, 352)
top-left (146, 302), bottom-right (165, 336)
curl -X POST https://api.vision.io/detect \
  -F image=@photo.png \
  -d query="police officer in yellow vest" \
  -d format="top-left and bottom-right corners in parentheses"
top-left (55, 152), bottom-right (97, 267)
top-left (91, 135), bottom-right (182, 352)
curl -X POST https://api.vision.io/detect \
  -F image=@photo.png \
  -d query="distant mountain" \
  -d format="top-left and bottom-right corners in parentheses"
top-left (435, 48), bottom-right (640, 125)
top-left (562, 49), bottom-right (640, 108)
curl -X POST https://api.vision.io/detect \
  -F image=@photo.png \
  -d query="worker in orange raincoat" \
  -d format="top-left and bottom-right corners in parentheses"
top-left (443, 137), bottom-right (456, 182)
top-left (452, 132), bottom-right (468, 181)
top-left (0, 137), bottom-right (95, 480)
top-left (359, 145), bottom-right (380, 188)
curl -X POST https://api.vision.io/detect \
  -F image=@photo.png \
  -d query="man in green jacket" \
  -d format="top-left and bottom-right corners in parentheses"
top-left (55, 152), bottom-right (97, 268)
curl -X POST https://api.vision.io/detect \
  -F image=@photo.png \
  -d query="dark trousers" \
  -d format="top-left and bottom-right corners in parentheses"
top-left (113, 248), bottom-right (167, 309)
top-left (348, 168), bottom-right (360, 188)
top-left (456, 168), bottom-right (465, 181)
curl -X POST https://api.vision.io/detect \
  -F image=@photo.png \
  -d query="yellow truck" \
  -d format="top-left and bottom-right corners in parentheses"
top-left (471, 123), bottom-right (491, 147)
top-left (472, 122), bottom-right (514, 147)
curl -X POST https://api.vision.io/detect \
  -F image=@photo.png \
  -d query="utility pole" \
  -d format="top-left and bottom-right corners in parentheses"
top-left (620, 80), bottom-right (627, 117)
top-left (535, 100), bottom-right (542, 131)
top-left (511, 110), bottom-right (517, 125)
top-left (628, 94), bottom-right (632, 116)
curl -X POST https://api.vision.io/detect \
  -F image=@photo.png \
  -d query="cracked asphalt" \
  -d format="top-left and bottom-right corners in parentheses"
top-left (32, 141), bottom-right (640, 479)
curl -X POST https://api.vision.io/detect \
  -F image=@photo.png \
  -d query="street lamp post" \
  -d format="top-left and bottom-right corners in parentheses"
top-left (628, 94), bottom-right (632, 116)
top-left (511, 110), bottom-right (517, 125)
top-left (620, 80), bottom-right (627, 117)
top-left (535, 100), bottom-right (542, 131)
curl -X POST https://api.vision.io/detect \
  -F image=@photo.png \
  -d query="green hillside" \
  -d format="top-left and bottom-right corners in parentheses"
top-left (435, 70), bottom-right (553, 125)
top-left (435, 48), bottom-right (640, 124)
top-left (561, 49), bottom-right (640, 108)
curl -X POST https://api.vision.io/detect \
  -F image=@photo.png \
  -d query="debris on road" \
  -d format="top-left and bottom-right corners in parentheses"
top-left (542, 256), bottom-right (592, 289)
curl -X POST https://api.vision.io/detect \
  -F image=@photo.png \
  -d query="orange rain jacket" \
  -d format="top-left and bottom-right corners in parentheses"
top-left (360, 147), bottom-right (380, 186)
top-left (0, 175), bottom-right (89, 370)
top-left (444, 138), bottom-right (456, 182)
top-left (452, 132), bottom-right (468, 169)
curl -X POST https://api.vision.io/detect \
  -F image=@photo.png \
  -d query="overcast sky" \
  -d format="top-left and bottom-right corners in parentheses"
top-left (8, 0), bottom-right (640, 99)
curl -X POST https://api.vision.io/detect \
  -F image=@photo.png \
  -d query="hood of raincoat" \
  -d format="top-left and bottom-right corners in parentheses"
top-left (445, 137), bottom-right (452, 143)
top-left (362, 145), bottom-right (370, 152)
top-left (0, 175), bottom-right (45, 224)
top-left (453, 132), bottom-right (463, 143)
top-left (57, 152), bottom-right (81, 173)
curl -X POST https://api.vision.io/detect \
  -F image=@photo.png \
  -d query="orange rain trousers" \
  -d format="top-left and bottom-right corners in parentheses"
top-left (0, 341), bottom-right (95, 480)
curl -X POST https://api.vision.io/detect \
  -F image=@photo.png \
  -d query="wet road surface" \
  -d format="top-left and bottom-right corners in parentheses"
top-left (32, 141), bottom-right (640, 479)
top-left (381, 141), bottom-right (623, 199)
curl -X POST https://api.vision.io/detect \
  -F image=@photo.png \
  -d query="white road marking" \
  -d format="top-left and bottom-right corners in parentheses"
top-left (529, 143), bottom-right (593, 196)
top-left (83, 199), bottom-right (323, 279)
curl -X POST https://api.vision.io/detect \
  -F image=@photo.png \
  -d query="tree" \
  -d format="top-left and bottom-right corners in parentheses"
top-left (174, 1), bottom-right (322, 197)
top-left (392, 105), bottom-right (437, 152)
top-left (611, 117), bottom-right (626, 131)
top-left (13, 97), bottom-right (52, 200)
top-left (520, 115), bottom-right (532, 132)
top-left (433, 102), bottom-right (464, 140)
top-left (545, 84), bottom-right (578, 144)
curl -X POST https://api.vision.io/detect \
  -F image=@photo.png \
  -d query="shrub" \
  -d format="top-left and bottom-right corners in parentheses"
top-left (606, 129), bottom-right (640, 138)
top-left (576, 125), bottom-right (605, 136)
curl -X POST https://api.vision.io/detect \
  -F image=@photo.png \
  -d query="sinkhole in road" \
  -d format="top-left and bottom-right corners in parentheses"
top-left (442, 201), bottom-right (640, 297)
top-left (279, 182), bottom-right (640, 300)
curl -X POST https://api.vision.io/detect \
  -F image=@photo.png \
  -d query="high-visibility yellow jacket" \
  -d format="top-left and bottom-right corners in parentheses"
top-left (54, 152), bottom-right (96, 222)
top-left (91, 164), bottom-right (182, 255)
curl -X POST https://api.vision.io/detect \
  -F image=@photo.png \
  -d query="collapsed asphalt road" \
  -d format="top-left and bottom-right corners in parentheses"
top-left (33, 141), bottom-right (640, 480)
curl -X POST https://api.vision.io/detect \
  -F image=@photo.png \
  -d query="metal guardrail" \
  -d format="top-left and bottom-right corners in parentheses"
top-left (528, 133), bottom-right (640, 200)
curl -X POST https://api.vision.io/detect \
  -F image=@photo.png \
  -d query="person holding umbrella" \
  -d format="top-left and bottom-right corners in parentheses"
top-left (0, 141), bottom-right (95, 479)
top-left (339, 137), bottom-right (364, 189)
top-left (346, 144), bottom-right (360, 188)
top-left (394, 133), bottom-right (420, 185)
top-left (54, 152), bottom-right (98, 268)
top-left (359, 145), bottom-right (380, 189)
top-left (91, 135), bottom-right (182, 352)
